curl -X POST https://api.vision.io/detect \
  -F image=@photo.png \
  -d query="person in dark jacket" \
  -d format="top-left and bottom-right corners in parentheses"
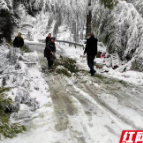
top-left (84, 34), bottom-right (98, 76)
top-left (45, 33), bottom-right (51, 46)
top-left (45, 37), bottom-right (56, 68)
top-left (13, 33), bottom-right (24, 48)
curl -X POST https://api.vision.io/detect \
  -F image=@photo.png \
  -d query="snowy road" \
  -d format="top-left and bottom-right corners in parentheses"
top-left (32, 43), bottom-right (143, 141)
top-left (3, 42), bottom-right (143, 143)
top-left (25, 42), bottom-right (45, 51)
top-left (37, 47), bottom-right (143, 143)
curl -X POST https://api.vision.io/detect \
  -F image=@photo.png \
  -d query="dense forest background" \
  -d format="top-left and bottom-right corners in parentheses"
top-left (0, 0), bottom-right (143, 71)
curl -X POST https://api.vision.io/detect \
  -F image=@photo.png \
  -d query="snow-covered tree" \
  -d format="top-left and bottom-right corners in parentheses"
top-left (0, 0), bottom-right (16, 42)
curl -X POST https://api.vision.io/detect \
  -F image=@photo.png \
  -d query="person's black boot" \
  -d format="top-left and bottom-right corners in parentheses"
top-left (91, 70), bottom-right (96, 76)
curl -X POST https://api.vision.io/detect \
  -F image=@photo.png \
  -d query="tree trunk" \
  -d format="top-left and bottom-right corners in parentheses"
top-left (86, 0), bottom-right (92, 38)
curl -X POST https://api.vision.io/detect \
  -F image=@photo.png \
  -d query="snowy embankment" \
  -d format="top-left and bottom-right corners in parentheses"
top-left (0, 45), bottom-right (53, 142)
top-left (0, 45), bottom-right (50, 109)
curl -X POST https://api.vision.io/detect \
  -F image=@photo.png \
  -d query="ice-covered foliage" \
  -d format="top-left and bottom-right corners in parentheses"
top-left (0, 44), bottom-right (50, 139)
top-left (0, 0), bottom-right (17, 42)
top-left (126, 0), bottom-right (143, 17)
top-left (0, 87), bottom-right (26, 140)
top-left (14, 0), bottom-right (43, 16)
top-left (0, 0), bottom-right (9, 10)
top-left (91, 0), bottom-right (143, 71)
top-left (100, 0), bottom-right (118, 9)
top-left (30, 2), bottom-right (87, 40)
top-left (16, 0), bottom-right (88, 41)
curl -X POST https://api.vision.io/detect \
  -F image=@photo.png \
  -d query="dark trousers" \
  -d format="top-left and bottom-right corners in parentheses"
top-left (47, 58), bottom-right (54, 68)
top-left (87, 55), bottom-right (96, 74)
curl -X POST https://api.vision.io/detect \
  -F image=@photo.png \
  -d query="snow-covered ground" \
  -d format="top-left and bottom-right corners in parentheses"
top-left (1, 42), bottom-right (143, 143)
top-left (104, 69), bottom-right (143, 86)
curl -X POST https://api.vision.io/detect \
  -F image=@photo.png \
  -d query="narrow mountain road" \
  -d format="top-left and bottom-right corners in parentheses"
top-left (25, 42), bottom-right (143, 143)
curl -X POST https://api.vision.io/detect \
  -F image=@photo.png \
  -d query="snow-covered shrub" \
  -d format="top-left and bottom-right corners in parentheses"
top-left (131, 58), bottom-right (143, 72)
top-left (0, 87), bottom-right (26, 140)
top-left (100, 0), bottom-right (118, 9)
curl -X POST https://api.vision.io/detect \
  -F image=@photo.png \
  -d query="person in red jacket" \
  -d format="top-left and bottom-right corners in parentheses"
top-left (84, 34), bottom-right (98, 76)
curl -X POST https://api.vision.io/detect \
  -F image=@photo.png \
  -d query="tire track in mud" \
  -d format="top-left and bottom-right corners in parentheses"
top-left (103, 81), bottom-right (143, 113)
top-left (98, 80), bottom-right (143, 116)
top-left (84, 84), bottom-right (141, 129)
top-left (74, 75), bottom-right (143, 130)
top-left (48, 79), bottom-right (77, 131)
top-left (64, 76), bottom-right (122, 139)
top-left (47, 76), bottom-right (92, 143)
